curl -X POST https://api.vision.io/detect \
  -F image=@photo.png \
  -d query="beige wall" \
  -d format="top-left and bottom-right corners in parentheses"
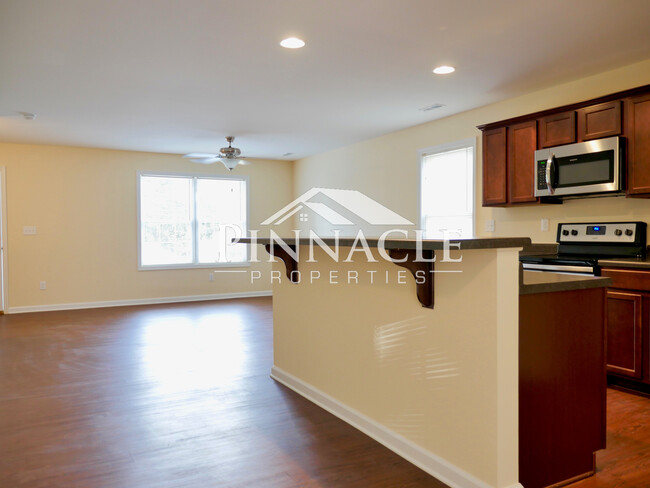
top-left (294, 58), bottom-right (650, 242)
top-left (0, 142), bottom-right (293, 310)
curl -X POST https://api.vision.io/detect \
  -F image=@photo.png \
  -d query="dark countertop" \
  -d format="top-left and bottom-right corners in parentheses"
top-left (598, 257), bottom-right (650, 269)
top-left (239, 236), bottom-right (531, 251)
top-left (520, 270), bottom-right (612, 295)
top-left (520, 243), bottom-right (557, 255)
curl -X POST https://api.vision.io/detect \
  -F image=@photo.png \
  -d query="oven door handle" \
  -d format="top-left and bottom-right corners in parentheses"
top-left (522, 263), bottom-right (595, 274)
top-left (546, 154), bottom-right (556, 195)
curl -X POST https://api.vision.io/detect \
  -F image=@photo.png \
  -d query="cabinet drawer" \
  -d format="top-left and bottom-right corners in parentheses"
top-left (601, 268), bottom-right (650, 291)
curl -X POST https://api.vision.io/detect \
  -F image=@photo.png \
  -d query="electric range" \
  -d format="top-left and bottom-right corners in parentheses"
top-left (520, 221), bottom-right (647, 275)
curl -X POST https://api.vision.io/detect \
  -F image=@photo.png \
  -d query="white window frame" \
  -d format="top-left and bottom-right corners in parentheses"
top-left (417, 137), bottom-right (476, 238)
top-left (137, 171), bottom-right (250, 270)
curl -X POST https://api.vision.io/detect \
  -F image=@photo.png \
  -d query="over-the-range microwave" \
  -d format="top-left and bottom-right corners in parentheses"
top-left (534, 136), bottom-right (624, 198)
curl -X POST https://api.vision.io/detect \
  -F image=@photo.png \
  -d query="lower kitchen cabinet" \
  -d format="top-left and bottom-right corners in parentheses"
top-left (519, 287), bottom-right (606, 488)
top-left (600, 267), bottom-right (650, 388)
top-left (606, 290), bottom-right (643, 378)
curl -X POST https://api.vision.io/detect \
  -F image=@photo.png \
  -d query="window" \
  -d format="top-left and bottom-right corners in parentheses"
top-left (420, 139), bottom-right (475, 238)
top-left (138, 173), bottom-right (248, 268)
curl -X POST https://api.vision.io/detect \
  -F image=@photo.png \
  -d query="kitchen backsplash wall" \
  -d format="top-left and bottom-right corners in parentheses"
top-left (491, 195), bottom-right (649, 243)
top-left (294, 58), bottom-right (650, 243)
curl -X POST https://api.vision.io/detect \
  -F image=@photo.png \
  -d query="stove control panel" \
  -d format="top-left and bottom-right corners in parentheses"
top-left (557, 222), bottom-right (645, 244)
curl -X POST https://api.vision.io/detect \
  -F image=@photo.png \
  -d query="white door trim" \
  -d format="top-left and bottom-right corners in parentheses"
top-left (0, 167), bottom-right (8, 312)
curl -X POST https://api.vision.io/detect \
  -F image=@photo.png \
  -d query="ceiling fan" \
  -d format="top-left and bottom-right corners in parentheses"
top-left (183, 136), bottom-right (250, 170)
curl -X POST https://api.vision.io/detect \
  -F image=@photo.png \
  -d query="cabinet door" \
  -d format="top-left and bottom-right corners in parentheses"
top-left (482, 127), bottom-right (507, 206)
top-left (577, 101), bottom-right (622, 141)
top-left (606, 290), bottom-right (643, 378)
top-left (507, 121), bottom-right (538, 203)
top-left (538, 111), bottom-right (576, 148)
top-left (626, 94), bottom-right (650, 195)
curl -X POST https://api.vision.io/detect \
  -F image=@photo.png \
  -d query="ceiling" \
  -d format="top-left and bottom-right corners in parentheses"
top-left (1, 0), bottom-right (650, 161)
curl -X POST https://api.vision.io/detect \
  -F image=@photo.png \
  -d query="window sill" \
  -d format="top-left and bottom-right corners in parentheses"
top-left (138, 262), bottom-right (251, 271)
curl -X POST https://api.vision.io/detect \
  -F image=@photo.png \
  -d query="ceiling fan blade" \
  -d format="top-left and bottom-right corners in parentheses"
top-left (190, 158), bottom-right (220, 164)
top-left (183, 152), bottom-right (217, 159)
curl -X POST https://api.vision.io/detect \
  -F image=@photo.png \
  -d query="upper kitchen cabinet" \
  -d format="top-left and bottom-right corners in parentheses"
top-left (481, 123), bottom-right (539, 207)
top-left (626, 93), bottom-right (650, 196)
top-left (482, 127), bottom-right (507, 206)
top-left (508, 121), bottom-right (538, 203)
top-left (478, 83), bottom-right (650, 206)
top-left (577, 101), bottom-right (622, 141)
top-left (538, 111), bottom-right (576, 148)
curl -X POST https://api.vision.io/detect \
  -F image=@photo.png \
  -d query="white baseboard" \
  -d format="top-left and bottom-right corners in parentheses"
top-left (6, 290), bottom-right (272, 314)
top-left (271, 366), bottom-right (523, 488)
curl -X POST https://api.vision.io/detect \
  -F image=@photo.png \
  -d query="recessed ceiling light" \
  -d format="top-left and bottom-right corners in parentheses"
top-left (433, 65), bottom-right (455, 75)
top-left (280, 37), bottom-right (305, 49)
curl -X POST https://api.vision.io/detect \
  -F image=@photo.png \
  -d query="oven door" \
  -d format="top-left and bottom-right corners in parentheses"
top-left (534, 137), bottom-right (622, 197)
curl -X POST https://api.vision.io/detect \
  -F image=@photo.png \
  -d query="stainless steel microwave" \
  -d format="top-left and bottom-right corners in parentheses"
top-left (534, 136), bottom-right (623, 198)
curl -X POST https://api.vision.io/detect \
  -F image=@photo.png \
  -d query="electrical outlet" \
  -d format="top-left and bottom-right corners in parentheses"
top-left (485, 219), bottom-right (495, 233)
top-left (39, 281), bottom-right (46, 290)
top-left (209, 272), bottom-right (214, 282)
top-left (541, 218), bottom-right (549, 232)
top-left (23, 226), bottom-right (37, 235)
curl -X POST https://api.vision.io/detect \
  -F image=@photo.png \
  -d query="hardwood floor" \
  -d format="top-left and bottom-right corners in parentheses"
top-left (571, 387), bottom-right (650, 488)
top-left (2, 298), bottom-right (650, 487)
top-left (0, 298), bottom-right (444, 488)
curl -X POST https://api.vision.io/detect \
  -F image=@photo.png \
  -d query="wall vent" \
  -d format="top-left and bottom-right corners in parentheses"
top-left (419, 103), bottom-right (445, 112)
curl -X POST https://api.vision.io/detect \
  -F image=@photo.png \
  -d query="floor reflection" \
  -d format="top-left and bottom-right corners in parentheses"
top-left (138, 312), bottom-right (247, 396)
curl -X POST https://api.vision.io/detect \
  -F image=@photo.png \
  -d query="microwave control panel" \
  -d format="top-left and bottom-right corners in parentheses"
top-left (557, 222), bottom-right (645, 244)
top-left (536, 160), bottom-right (548, 190)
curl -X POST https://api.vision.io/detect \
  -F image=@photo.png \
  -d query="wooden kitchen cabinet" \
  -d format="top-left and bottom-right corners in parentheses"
top-left (538, 111), bottom-right (576, 148)
top-left (507, 121), bottom-right (538, 203)
top-left (479, 82), bottom-right (650, 205)
top-left (600, 267), bottom-right (650, 388)
top-left (578, 101), bottom-right (622, 141)
top-left (482, 126), bottom-right (507, 205)
top-left (519, 287), bottom-right (606, 488)
top-left (626, 93), bottom-right (650, 195)
top-left (605, 290), bottom-right (643, 378)
top-left (481, 123), bottom-right (539, 206)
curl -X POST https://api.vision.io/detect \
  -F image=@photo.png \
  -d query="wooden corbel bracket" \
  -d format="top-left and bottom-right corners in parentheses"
top-left (264, 244), bottom-right (299, 283)
top-left (388, 248), bottom-right (435, 309)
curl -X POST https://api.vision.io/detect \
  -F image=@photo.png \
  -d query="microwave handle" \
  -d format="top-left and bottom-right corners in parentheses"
top-left (545, 154), bottom-right (556, 194)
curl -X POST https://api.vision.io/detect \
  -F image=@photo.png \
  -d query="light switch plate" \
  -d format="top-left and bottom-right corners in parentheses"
top-left (485, 219), bottom-right (495, 232)
top-left (23, 226), bottom-right (37, 235)
top-left (541, 218), bottom-right (549, 232)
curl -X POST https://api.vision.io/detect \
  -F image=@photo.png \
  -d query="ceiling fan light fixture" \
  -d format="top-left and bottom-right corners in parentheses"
top-left (218, 158), bottom-right (241, 171)
top-left (183, 136), bottom-right (247, 170)
top-left (280, 37), bottom-right (305, 49)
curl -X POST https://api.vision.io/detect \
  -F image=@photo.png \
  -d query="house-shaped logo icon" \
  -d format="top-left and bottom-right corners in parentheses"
top-left (261, 187), bottom-right (414, 227)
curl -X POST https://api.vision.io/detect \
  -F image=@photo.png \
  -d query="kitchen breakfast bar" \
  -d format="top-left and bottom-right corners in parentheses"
top-left (239, 237), bottom-right (611, 488)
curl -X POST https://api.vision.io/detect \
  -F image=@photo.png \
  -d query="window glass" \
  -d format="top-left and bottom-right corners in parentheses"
top-left (421, 144), bottom-right (474, 239)
top-left (139, 174), bottom-right (248, 268)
